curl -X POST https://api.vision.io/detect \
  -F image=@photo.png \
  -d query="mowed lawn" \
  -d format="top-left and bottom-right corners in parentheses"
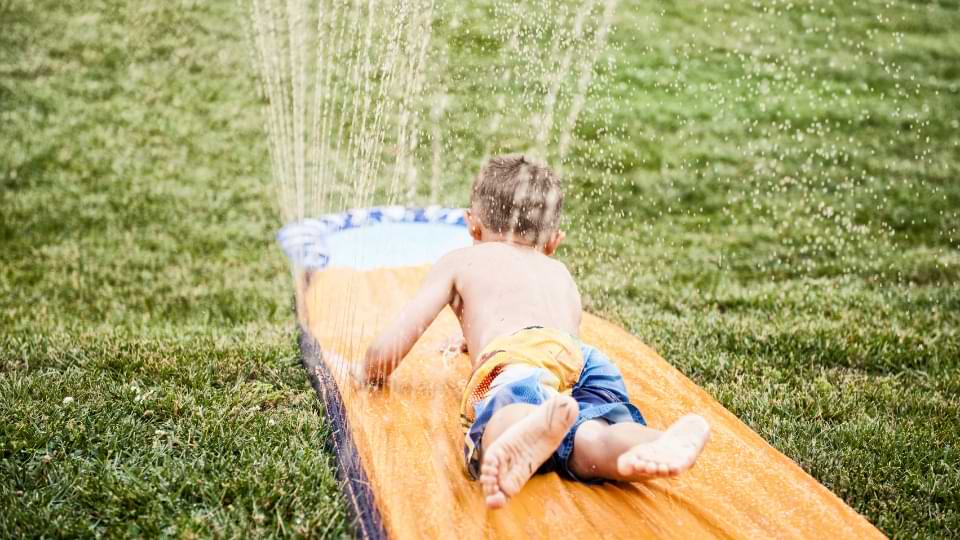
top-left (2, 0), bottom-right (958, 538)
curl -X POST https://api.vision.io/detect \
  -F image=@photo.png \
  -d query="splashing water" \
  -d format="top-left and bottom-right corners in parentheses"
top-left (247, 0), bottom-right (620, 222)
top-left (247, 0), bottom-right (438, 222)
top-left (246, 1), bottom-right (625, 516)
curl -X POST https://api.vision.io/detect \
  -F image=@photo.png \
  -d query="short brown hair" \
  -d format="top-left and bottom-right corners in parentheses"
top-left (470, 154), bottom-right (564, 245)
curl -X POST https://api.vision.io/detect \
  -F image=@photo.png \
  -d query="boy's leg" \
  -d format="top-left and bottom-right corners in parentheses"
top-left (479, 396), bottom-right (578, 509)
top-left (568, 416), bottom-right (709, 482)
top-left (567, 420), bottom-right (660, 480)
top-left (554, 345), bottom-right (709, 482)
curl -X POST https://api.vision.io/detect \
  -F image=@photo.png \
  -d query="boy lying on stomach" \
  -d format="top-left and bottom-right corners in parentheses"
top-left (336, 155), bottom-right (709, 509)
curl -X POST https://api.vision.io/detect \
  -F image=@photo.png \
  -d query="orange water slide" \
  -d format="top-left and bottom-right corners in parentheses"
top-left (299, 266), bottom-right (885, 539)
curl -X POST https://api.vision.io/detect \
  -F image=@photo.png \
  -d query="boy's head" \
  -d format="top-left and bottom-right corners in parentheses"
top-left (468, 154), bottom-right (565, 254)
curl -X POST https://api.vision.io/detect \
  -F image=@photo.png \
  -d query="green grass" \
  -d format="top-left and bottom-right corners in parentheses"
top-left (2, 0), bottom-right (958, 538)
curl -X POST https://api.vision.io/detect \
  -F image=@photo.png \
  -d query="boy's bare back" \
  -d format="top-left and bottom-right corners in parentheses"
top-left (358, 155), bottom-right (579, 382)
top-left (444, 241), bottom-right (581, 368)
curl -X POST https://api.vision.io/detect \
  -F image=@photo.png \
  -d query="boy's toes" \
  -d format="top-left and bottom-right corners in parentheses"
top-left (480, 475), bottom-right (495, 497)
top-left (480, 453), bottom-right (507, 507)
top-left (486, 491), bottom-right (507, 509)
top-left (640, 459), bottom-right (659, 475)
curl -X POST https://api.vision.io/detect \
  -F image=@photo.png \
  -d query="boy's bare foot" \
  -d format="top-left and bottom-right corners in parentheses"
top-left (479, 395), bottom-right (578, 509)
top-left (616, 414), bottom-right (710, 479)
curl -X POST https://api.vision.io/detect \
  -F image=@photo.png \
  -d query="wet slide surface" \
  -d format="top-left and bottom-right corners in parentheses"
top-left (297, 266), bottom-right (884, 539)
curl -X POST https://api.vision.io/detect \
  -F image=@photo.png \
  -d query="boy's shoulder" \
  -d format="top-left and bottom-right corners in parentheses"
top-left (436, 243), bottom-right (495, 267)
top-left (443, 241), bottom-right (529, 259)
top-left (439, 242), bottom-right (568, 272)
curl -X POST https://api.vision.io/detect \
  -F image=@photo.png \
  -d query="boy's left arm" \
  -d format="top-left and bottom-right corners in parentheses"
top-left (359, 253), bottom-right (458, 385)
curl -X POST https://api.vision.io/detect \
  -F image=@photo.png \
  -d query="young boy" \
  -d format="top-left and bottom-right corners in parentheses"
top-left (339, 155), bottom-right (709, 509)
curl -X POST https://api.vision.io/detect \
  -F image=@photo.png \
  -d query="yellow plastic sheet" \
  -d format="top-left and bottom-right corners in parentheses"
top-left (300, 266), bottom-right (884, 539)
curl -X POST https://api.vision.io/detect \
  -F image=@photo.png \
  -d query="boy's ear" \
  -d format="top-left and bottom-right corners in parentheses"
top-left (465, 209), bottom-right (483, 241)
top-left (543, 230), bottom-right (565, 256)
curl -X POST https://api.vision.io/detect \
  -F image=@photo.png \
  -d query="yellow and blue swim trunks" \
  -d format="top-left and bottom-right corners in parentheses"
top-left (460, 326), bottom-right (646, 481)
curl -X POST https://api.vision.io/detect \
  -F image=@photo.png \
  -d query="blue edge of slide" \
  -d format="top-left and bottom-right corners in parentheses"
top-left (299, 327), bottom-right (387, 540)
top-left (288, 207), bottom-right (468, 539)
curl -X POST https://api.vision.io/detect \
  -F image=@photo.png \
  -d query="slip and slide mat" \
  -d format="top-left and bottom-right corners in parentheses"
top-left (280, 208), bottom-right (885, 539)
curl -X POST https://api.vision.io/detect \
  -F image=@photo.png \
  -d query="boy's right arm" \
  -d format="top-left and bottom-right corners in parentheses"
top-left (360, 252), bottom-right (459, 385)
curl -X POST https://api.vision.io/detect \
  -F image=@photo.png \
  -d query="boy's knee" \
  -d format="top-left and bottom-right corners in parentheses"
top-left (573, 420), bottom-right (606, 448)
top-left (569, 420), bottom-right (610, 473)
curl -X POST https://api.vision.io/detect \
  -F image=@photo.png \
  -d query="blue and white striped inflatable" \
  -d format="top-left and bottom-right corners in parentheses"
top-left (277, 206), bottom-right (471, 270)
